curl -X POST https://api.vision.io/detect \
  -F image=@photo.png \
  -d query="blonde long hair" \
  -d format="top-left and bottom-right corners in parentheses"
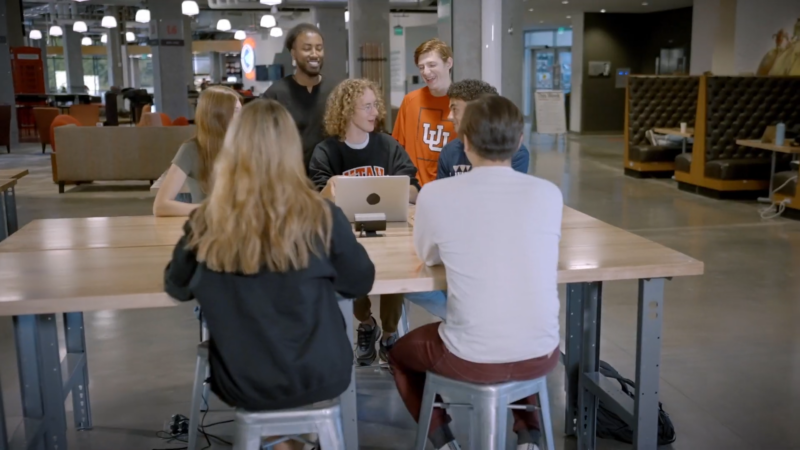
top-left (195, 86), bottom-right (240, 193)
top-left (189, 99), bottom-right (333, 274)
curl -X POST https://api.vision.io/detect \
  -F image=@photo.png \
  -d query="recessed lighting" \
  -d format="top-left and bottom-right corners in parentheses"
top-left (539, 20), bottom-right (544, 23)
top-left (566, 15), bottom-right (572, 18)
top-left (601, 9), bottom-right (607, 13)
top-left (562, 1), bottom-right (568, 3)
top-left (529, 8), bottom-right (534, 11)
top-left (642, 1), bottom-right (649, 4)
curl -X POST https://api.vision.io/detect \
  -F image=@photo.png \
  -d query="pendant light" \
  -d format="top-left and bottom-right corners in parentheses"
top-left (81, 37), bottom-right (92, 46)
top-left (269, 27), bottom-right (283, 37)
top-left (182, 1), bottom-right (200, 16)
top-left (260, 14), bottom-right (276, 28)
top-left (216, 19), bottom-right (232, 31)
top-left (135, 9), bottom-right (151, 24)
top-left (29, 29), bottom-right (43, 40)
top-left (101, 16), bottom-right (118, 28)
top-left (73, 21), bottom-right (88, 33)
top-left (234, 30), bottom-right (246, 40)
top-left (49, 25), bottom-right (63, 37)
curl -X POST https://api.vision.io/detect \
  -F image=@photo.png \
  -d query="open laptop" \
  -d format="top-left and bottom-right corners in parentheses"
top-left (334, 176), bottom-right (409, 222)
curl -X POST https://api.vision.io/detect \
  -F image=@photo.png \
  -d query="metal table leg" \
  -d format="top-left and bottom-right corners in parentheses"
top-left (681, 138), bottom-right (686, 154)
top-left (0, 372), bottom-right (7, 450)
top-left (576, 282), bottom-right (602, 450)
top-left (63, 313), bottom-right (92, 430)
top-left (14, 314), bottom-right (67, 450)
top-left (0, 195), bottom-right (7, 242)
top-left (337, 298), bottom-right (358, 450)
top-left (633, 278), bottom-right (665, 449)
top-left (769, 152), bottom-right (777, 199)
top-left (563, 283), bottom-right (584, 436)
top-left (3, 186), bottom-right (18, 235)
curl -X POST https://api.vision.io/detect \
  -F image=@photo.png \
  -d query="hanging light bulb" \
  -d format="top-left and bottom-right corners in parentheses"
top-left (182, 1), bottom-right (199, 16)
top-left (49, 25), bottom-right (63, 37)
top-left (101, 34), bottom-right (107, 44)
top-left (234, 30), bottom-right (246, 40)
top-left (73, 21), bottom-right (88, 33)
top-left (260, 0), bottom-right (282, 5)
top-left (269, 27), bottom-right (283, 37)
top-left (135, 9), bottom-right (151, 24)
top-left (29, 29), bottom-right (43, 40)
top-left (81, 36), bottom-right (92, 46)
top-left (345, 11), bottom-right (349, 23)
top-left (101, 16), bottom-right (118, 28)
top-left (216, 19), bottom-right (232, 31)
top-left (126, 32), bottom-right (136, 42)
top-left (260, 14), bottom-right (276, 28)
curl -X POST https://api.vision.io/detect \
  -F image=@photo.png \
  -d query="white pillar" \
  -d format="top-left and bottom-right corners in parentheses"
top-left (449, 0), bottom-right (481, 81)
top-left (63, 28), bottom-right (85, 93)
top-left (481, 0), bottom-right (502, 91)
top-left (690, 0), bottom-right (737, 75)
top-left (570, 13), bottom-right (584, 133)
top-left (500, 0), bottom-right (524, 109)
top-left (150, 0), bottom-right (189, 118)
top-left (0, 0), bottom-right (19, 145)
top-left (107, 10), bottom-right (124, 89)
top-left (348, 0), bottom-right (392, 125)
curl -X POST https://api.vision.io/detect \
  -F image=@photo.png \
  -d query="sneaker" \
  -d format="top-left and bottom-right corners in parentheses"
top-left (356, 318), bottom-right (381, 366)
top-left (378, 331), bottom-right (399, 363)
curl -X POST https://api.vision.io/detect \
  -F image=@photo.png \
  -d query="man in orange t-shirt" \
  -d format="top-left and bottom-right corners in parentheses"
top-left (392, 39), bottom-right (457, 186)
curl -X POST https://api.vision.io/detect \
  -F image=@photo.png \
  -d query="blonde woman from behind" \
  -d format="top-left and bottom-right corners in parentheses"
top-left (164, 99), bottom-right (375, 450)
top-left (153, 86), bottom-right (241, 217)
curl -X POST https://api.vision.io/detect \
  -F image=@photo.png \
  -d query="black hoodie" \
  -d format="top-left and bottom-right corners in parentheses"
top-left (164, 202), bottom-right (374, 411)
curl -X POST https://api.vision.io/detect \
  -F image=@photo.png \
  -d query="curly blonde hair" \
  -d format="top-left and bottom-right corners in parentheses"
top-left (324, 79), bottom-right (386, 140)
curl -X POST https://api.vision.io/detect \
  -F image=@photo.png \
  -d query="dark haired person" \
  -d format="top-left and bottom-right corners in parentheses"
top-left (263, 23), bottom-right (331, 170)
top-left (310, 78), bottom-right (419, 366)
top-left (389, 96), bottom-right (562, 450)
top-left (437, 80), bottom-right (530, 179)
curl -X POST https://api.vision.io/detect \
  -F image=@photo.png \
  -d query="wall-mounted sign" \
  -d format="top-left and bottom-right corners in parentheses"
top-left (242, 37), bottom-right (256, 81)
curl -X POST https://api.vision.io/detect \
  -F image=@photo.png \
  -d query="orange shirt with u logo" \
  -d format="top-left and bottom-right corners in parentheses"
top-left (392, 87), bottom-right (457, 186)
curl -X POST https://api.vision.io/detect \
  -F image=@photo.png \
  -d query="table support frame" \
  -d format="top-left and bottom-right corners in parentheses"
top-left (3, 187), bottom-right (18, 235)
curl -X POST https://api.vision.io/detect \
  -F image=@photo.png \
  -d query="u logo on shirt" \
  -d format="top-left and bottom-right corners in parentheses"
top-left (422, 123), bottom-right (451, 153)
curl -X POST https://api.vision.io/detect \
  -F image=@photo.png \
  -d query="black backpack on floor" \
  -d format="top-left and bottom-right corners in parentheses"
top-left (596, 360), bottom-right (677, 446)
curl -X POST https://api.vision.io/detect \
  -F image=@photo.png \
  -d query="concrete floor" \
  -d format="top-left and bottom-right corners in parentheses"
top-left (1, 134), bottom-right (797, 450)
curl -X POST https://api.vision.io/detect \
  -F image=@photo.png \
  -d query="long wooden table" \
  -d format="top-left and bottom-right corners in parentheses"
top-left (0, 208), bottom-right (703, 450)
top-left (736, 139), bottom-right (800, 203)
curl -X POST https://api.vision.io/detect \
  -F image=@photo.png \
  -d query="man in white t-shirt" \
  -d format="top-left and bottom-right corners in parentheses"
top-left (388, 95), bottom-right (563, 450)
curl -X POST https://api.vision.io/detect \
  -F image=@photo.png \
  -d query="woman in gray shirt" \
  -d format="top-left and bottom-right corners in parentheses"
top-left (153, 86), bottom-right (242, 216)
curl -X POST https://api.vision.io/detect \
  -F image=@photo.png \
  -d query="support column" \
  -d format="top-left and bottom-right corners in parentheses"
top-left (106, 8), bottom-right (124, 89)
top-left (481, 0), bottom-right (502, 90)
top-left (130, 57), bottom-right (141, 88)
top-left (0, 0), bottom-right (20, 145)
top-left (500, 0), bottom-right (524, 108)
top-left (209, 51), bottom-right (221, 83)
top-left (448, 0), bottom-right (481, 81)
top-left (5, 0), bottom-right (23, 48)
top-left (348, 0), bottom-right (391, 126)
top-left (149, 0), bottom-right (189, 118)
top-left (312, 7), bottom-right (348, 86)
top-left (63, 29), bottom-right (85, 93)
top-left (121, 45), bottom-right (130, 87)
top-left (183, 16), bottom-right (194, 88)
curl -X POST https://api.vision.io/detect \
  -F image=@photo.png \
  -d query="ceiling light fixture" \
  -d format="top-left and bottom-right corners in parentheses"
top-left (562, 1), bottom-right (568, 3)
top-left (81, 37), bottom-right (92, 46)
top-left (49, 25), bottom-right (63, 37)
top-left (260, 0), bottom-right (282, 4)
top-left (182, 1), bottom-right (199, 16)
top-left (642, 1), bottom-right (649, 4)
top-left (234, 30), bottom-right (246, 40)
top-left (529, 8), bottom-right (534, 11)
top-left (73, 21), bottom-right (87, 33)
top-left (101, 15), bottom-right (118, 28)
top-left (345, 11), bottom-right (350, 22)
top-left (269, 27), bottom-right (283, 37)
top-left (260, 14), bottom-right (276, 28)
top-left (601, 9), bottom-right (607, 13)
top-left (539, 20), bottom-right (544, 23)
top-left (567, 15), bottom-right (572, 18)
top-left (216, 19), bottom-right (232, 31)
top-left (101, 34), bottom-right (107, 44)
top-left (126, 32), bottom-right (136, 42)
top-left (29, 29), bottom-right (42, 40)
top-left (135, 9), bottom-right (151, 23)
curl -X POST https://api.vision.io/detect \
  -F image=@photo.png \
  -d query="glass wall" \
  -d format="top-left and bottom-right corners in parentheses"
top-left (46, 56), bottom-right (109, 95)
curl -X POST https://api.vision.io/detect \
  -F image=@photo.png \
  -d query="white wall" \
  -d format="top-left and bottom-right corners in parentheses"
top-left (248, 12), bottom-right (313, 94)
top-left (690, 0), bottom-right (720, 74)
top-left (569, 13), bottom-right (584, 133)
top-left (390, 13), bottom-right (438, 106)
top-left (734, 0), bottom-right (800, 75)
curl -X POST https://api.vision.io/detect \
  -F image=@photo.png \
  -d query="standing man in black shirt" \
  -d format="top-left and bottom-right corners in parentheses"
top-left (263, 23), bottom-right (332, 170)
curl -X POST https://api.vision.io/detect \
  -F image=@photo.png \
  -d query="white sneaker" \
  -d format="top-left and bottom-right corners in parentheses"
top-left (516, 444), bottom-right (540, 450)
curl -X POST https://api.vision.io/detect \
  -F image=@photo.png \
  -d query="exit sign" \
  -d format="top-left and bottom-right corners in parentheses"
top-left (394, 26), bottom-right (403, 36)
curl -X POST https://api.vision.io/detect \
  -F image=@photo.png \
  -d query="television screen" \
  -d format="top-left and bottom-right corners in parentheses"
top-left (255, 65), bottom-right (268, 81)
top-left (268, 64), bottom-right (284, 81)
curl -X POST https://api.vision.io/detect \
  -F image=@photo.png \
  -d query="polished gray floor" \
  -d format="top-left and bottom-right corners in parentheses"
top-left (1, 134), bottom-right (796, 449)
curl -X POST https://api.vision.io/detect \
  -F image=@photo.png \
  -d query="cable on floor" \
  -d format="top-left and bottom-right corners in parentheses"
top-left (760, 175), bottom-right (797, 220)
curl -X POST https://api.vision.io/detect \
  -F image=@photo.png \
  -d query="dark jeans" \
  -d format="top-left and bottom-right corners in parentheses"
top-left (388, 322), bottom-right (559, 438)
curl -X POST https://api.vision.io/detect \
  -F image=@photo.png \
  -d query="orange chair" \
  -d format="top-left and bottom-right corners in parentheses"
top-left (158, 113), bottom-right (172, 126)
top-left (137, 104), bottom-right (152, 126)
top-left (69, 104), bottom-right (100, 127)
top-left (33, 107), bottom-right (60, 153)
top-left (172, 116), bottom-right (190, 126)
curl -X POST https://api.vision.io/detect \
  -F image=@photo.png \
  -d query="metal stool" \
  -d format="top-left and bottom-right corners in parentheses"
top-left (187, 341), bottom-right (211, 450)
top-left (415, 372), bottom-right (555, 450)
top-left (233, 400), bottom-right (345, 450)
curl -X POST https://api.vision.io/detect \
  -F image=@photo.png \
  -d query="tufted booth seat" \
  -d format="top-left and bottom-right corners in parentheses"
top-left (701, 77), bottom-right (800, 180)
top-left (675, 153), bottom-right (692, 173)
top-left (627, 76), bottom-right (698, 164)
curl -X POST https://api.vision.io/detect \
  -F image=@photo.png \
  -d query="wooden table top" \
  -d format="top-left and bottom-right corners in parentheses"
top-left (653, 127), bottom-right (694, 138)
top-left (0, 179), bottom-right (17, 192)
top-left (736, 139), bottom-right (800, 154)
top-left (0, 208), bottom-right (704, 316)
top-left (0, 169), bottom-right (29, 181)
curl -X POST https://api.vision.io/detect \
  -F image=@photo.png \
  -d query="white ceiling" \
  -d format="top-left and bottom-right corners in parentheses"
top-left (522, 0), bottom-right (693, 29)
